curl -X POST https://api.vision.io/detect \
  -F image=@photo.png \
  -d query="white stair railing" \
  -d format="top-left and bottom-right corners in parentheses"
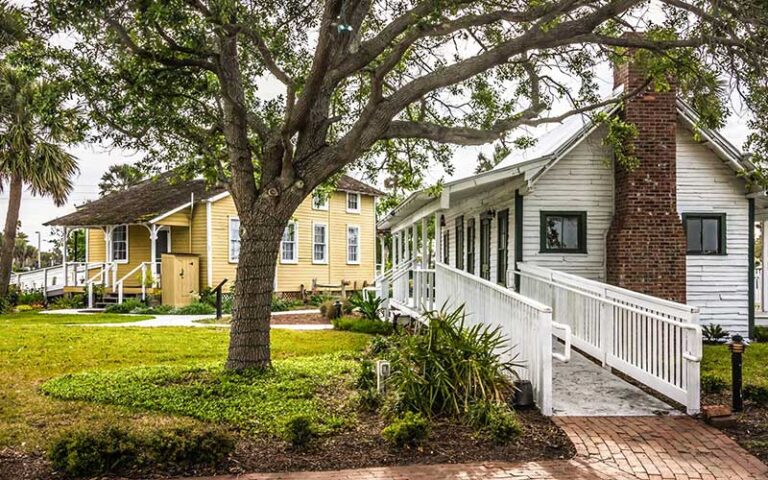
top-left (86, 262), bottom-right (116, 308)
top-left (114, 262), bottom-right (159, 304)
top-left (518, 262), bottom-right (702, 415)
top-left (435, 261), bottom-right (556, 416)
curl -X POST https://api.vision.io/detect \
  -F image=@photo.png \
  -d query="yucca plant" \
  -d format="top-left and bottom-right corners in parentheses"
top-left (385, 304), bottom-right (522, 419)
top-left (349, 290), bottom-right (384, 321)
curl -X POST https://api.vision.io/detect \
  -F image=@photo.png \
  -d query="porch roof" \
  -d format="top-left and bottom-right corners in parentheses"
top-left (45, 172), bottom-right (226, 227)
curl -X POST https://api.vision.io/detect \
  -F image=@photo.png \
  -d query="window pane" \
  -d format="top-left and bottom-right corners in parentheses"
top-left (545, 216), bottom-right (564, 249)
top-left (230, 219), bottom-right (240, 260)
top-left (702, 218), bottom-right (719, 253)
top-left (561, 216), bottom-right (579, 249)
top-left (314, 225), bottom-right (326, 261)
top-left (347, 193), bottom-right (358, 210)
top-left (686, 218), bottom-right (702, 252)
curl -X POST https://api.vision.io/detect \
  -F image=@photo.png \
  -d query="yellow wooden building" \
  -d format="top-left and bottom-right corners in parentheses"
top-left (45, 172), bottom-right (382, 305)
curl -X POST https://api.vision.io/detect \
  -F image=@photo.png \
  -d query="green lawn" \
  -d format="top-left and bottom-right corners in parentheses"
top-left (0, 312), bottom-right (370, 450)
top-left (702, 342), bottom-right (768, 388)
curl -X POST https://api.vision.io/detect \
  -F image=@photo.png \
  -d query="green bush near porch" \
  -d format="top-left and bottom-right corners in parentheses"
top-left (332, 315), bottom-right (393, 335)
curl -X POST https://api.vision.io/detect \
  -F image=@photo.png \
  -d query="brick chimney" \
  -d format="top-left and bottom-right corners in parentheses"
top-left (606, 58), bottom-right (687, 303)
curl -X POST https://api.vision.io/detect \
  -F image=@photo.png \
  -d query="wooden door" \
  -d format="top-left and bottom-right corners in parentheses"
top-left (480, 217), bottom-right (492, 280)
top-left (175, 255), bottom-right (199, 306)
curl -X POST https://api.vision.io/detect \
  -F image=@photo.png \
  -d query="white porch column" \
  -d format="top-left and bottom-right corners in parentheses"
top-left (763, 220), bottom-right (768, 312)
top-left (411, 223), bottom-right (418, 266)
top-left (379, 235), bottom-right (387, 274)
top-left (61, 227), bottom-right (68, 286)
top-left (393, 233), bottom-right (399, 268)
top-left (149, 224), bottom-right (160, 287)
top-left (404, 229), bottom-right (410, 263)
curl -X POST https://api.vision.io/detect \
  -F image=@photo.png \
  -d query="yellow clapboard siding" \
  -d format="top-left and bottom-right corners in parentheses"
top-left (83, 189), bottom-right (377, 294)
top-left (156, 210), bottom-right (191, 227)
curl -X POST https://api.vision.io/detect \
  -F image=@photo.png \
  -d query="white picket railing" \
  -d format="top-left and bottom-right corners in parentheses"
top-left (10, 262), bottom-right (107, 295)
top-left (412, 268), bottom-right (435, 312)
top-left (435, 261), bottom-right (557, 416)
top-left (518, 263), bottom-right (702, 415)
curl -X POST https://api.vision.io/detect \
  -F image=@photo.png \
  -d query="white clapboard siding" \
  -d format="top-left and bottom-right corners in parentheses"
top-left (676, 123), bottom-right (749, 335)
top-left (443, 182), bottom-right (516, 284)
top-left (522, 127), bottom-right (614, 281)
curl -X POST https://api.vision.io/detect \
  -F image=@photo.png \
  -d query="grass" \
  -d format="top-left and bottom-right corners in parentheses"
top-left (702, 342), bottom-right (768, 388)
top-left (42, 354), bottom-right (359, 436)
top-left (0, 312), bottom-right (370, 451)
top-left (332, 315), bottom-right (393, 335)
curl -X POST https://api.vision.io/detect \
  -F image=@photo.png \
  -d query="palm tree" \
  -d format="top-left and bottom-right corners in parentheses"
top-left (0, 66), bottom-right (82, 296)
top-left (98, 163), bottom-right (146, 196)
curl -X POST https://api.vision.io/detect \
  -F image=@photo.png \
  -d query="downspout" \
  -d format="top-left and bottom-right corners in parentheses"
top-left (189, 193), bottom-right (194, 252)
top-left (749, 198), bottom-right (755, 338)
top-left (206, 200), bottom-right (213, 288)
top-left (514, 189), bottom-right (524, 291)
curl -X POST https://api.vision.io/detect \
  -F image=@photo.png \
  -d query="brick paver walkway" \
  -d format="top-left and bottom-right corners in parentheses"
top-left (190, 416), bottom-right (768, 480)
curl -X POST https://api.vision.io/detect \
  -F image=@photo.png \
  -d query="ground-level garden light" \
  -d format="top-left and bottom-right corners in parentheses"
top-left (729, 334), bottom-right (746, 412)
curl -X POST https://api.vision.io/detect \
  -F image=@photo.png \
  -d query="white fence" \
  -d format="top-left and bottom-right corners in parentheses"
top-left (435, 262), bottom-right (556, 415)
top-left (518, 263), bottom-right (702, 415)
top-left (10, 262), bottom-right (108, 295)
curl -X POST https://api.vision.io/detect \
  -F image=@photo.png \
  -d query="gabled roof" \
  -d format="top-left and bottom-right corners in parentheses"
top-left (46, 172), bottom-right (226, 227)
top-left (378, 96), bottom-right (752, 231)
top-left (46, 172), bottom-right (383, 227)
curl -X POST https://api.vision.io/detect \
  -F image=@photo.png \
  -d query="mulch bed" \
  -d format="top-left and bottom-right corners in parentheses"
top-left (270, 312), bottom-right (328, 325)
top-left (701, 391), bottom-right (768, 465)
top-left (228, 409), bottom-right (574, 475)
top-left (1, 409), bottom-right (574, 479)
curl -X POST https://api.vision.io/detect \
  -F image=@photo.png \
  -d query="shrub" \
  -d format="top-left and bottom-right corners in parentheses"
top-left (381, 411), bottom-right (429, 447)
top-left (744, 384), bottom-right (768, 405)
top-left (319, 299), bottom-right (340, 320)
top-left (16, 289), bottom-right (45, 305)
top-left (468, 401), bottom-right (521, 444)
top-left (702, 324), bottom-right (728, 344)
top-left (310, 293), bottom-right (335, 306)
top-left (173, 301), bottom-right (216, 315)
top-left (49, 294), bottom-right (85, 310)
top-left (333, 316), bottom-right (393, 335)
top-left (701, 374), bottom-right (727, 394)
top-left (48, 426), bottom-right (137, 477)
top-left (0, 296), bottom-right (9, 314)
top-left (271, 295), bottom-right (302, 312)
top-left (349, 290), bottom-right (384, 321)
top-left (281, 415), bottom-right (315, 448)
top-left (132, 304), bottom-right (174, 315)
top-left (385, 305), bottom-right (520, 419)
top-left (753, 326), bottom-right (768, 343)
top-left (356, 388), bottom-right (382, 411)
top-left (104, 298), bottom-right (144, 314)
top-left (356, 359), bottom-right (376, 390)
top-left (48, 425), bottom-right (234, 477)
top-left (368, 335), bottom-right (393, 355)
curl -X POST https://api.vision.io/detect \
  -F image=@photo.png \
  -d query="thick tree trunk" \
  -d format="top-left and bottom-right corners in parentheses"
top-left (225, 197), bottom-right (297, 371)
top-left (0, 174), bottom-right (22, 297)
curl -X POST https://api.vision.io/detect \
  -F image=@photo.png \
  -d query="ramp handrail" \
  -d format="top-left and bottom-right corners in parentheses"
top-left (518, 262), bottom-right (702, 415)
top-left (435, 261), bottom-right (554, 415)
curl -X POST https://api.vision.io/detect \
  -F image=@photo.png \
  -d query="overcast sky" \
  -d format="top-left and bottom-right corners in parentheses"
top-left (0, 1), bottom-right (757, 251)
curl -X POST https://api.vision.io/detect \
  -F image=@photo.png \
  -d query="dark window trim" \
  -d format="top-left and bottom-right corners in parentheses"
top-left (539, 211), bottom-right (587, 254)
top-left (497, 209), bottom-right (509, 286)
top-left (442, 230), bottom-right (450, 264)
top-left (455, 216), bottom-right (464, 270)
top-left (682, 212), bottom-right (727, 255)
top-left (466, 218), bottom-right (476, 275)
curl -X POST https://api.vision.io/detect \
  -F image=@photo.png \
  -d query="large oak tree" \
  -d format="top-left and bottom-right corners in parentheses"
top-left (37, 0), bottom-right (767, 369)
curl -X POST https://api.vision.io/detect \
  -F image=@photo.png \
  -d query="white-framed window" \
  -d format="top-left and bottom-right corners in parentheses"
top-left (312, 222), bottom-right (328, 264)
top-left (312, 192), bottom-right (329, 210)
top-left (346, 192), bottom-right (360, 213)
top-left (281, 221), bottom-right (298, 264)
top-left (347, 225), bottom-right (360, 264)
top-left (229, 217), bottom-right (240, 262)
top-left (110, 225), bottom-right (128, 263)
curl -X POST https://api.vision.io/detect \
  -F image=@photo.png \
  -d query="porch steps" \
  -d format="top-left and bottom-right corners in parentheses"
top-left (94, 290), bottom-right (142, 309)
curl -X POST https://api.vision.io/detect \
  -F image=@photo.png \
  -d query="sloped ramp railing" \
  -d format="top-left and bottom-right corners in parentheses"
top-left (435, 261), bottom-right (556, 415)
top-left (518, 263), bottom-right (702, 415)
